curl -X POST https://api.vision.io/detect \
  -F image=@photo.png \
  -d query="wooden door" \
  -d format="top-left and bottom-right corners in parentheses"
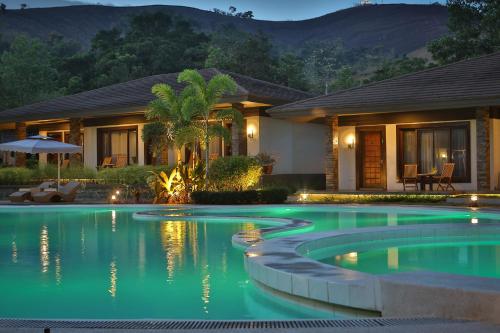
top-left (358, 128), bottom-right (386, 189)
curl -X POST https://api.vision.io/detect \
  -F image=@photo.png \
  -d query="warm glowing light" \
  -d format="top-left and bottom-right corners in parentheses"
top-left (471, 195), bottom-right (478, 202)
top-left (246, 252), bottom-right (259, 258)
top-left (247, 125), bottom-right (256, 139)
top-left (115, 190), bottom-right (120, 195)
top-left (300, 193), bottom-right (309, 201)
top-left (111, 195), bottom-right (116, 201)
top-left (471, 218), bottom-right (479, 224)
top-left (345, 134), bottom-right (355, 149)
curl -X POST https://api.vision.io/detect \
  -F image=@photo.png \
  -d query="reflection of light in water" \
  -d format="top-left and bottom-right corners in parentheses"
top-left (471, 218), bottom-right (479, 224)
top-left (201, 267), bottom-right (211, 314)
top-left (40, 225), bottom-right (50, 273)
top-left (160, 222), bottom-right (186, 283)
top-left (11, 240), bottom-right (18, 263)
top-left (55, 253), bottom-right (62, 285)
top-left (111, 210), bottom-right (116, 232)
top-left (221, 249), bottom-right (227, 274)
top-left (387, 247), bottom-right (399, 269)
top-left (345, 252), bottom-right (358, 264)
top-left (138, 229), bottom-right (146, 275)
top-left (80, 225), bottom-right (86, 256)
top-left (109, 259), bottom-right (117, 298)
top-left (188, 223), bottom-right (198, 267)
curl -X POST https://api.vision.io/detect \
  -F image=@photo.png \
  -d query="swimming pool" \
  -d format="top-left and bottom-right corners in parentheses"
top-left (1, 205), bottom-right (499, 320)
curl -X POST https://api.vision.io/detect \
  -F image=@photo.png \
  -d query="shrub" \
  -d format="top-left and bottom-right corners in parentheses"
top-left (209, 156), bottom-right (262, 191)
top-left (98, 165), bottom-right (173, 186)
top-left (32, 164), bottom-right (97, 180)
top-left (0, 167), bottom-right (35, 185)
top-left (191, 188), bottom-right (288, 205)
top-left (259, 188), bottom-right (289, 204)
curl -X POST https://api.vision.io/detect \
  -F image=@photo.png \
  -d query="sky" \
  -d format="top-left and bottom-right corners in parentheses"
top-left (78, 0), bottom-right (445, 21)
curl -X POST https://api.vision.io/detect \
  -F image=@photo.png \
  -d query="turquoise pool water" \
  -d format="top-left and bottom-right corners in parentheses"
top-left (321, 241), bottom-right (500, 279)
top-left (0, 206), bottom-right (344, 320)
top-left (1, 205), bottom-right (499, 320)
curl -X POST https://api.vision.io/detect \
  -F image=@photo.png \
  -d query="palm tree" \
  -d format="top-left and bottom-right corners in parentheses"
top-left (145, 69), bottom-right (243, 185)
top-left (177, 69), bottom-right (243, 184)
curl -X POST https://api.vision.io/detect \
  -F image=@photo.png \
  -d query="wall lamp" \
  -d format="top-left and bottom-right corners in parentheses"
top-left (345, 135), bottom-right (355, 149)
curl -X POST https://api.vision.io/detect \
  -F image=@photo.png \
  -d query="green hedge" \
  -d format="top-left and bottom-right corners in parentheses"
top-left (97, 165), bottom-right (173, 186)
top-left (0, 166), bottom-right (97, 185)
top-left (191, 188), bottom-right (288, 205)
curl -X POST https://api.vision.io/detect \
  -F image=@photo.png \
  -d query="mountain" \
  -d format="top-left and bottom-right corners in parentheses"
top-left (0, 0), bottom-right (86, 9)
top-left (0, 4), bottom-right (449, 55)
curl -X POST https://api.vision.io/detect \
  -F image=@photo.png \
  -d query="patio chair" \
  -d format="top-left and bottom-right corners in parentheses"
top-left (114, 155), bottom-right (128, 168)
top-left (8, 181), bottom-right (55, 203)
top-left (434, 163), bottom-right (455, 192)
top-left (402, 164), bottom-right (418, 191)
top-left (99, 156), bottom-right (114, 169)
top-left (32, 181), bottom-right (81, 203)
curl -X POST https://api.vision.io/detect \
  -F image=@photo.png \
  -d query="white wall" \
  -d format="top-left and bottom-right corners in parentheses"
top-left (338, 126), bottom-right (356, 190)
top-left (83, 127), bottom-right (97, 169)
top-left (491, 119), bottom-right (500, 190)
top-left (255, 117), bottom-right (326, 174)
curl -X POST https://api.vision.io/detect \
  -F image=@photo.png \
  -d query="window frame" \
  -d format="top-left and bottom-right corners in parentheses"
top-left (396, 122), bottom-right (471, 183)
top-left (97, 125), bottom-right (139, 167)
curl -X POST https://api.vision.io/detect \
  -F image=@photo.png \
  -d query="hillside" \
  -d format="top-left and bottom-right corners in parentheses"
top-left (0, 0), bottom-right (85, 9)
top-left (0, 4), bottom-right (449, 55)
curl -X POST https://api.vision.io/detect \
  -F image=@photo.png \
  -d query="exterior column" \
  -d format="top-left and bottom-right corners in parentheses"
top-left (476, 108), bottom-right (490, 191)
top-left (325, 115), bottom-right (339, 191)
top-left (69, 118), bottom-right (82, 166)
top-left (231, 124), bottom-right (240, 156)
top-left (231, 103), bottom-right (245, 156)
top-left (15, 122), bottom-right (27, 167)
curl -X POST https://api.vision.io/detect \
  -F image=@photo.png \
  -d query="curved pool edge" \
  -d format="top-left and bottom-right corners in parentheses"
top-left (245, 223), bottom-right (500, 324)
top-left (132, 210), bottom-right (313, 248)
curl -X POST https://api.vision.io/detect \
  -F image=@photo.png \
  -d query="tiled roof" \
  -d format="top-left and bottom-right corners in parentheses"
top-left (0, 68), bottom-right (314, 122)
top-left (269, 52), bottom-right (500, 116)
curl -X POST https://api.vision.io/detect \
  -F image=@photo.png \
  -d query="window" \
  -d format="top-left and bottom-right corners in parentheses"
top-left (97, 126), bottom-right (138, 166)
top-left (397, 123), bottom-right (470, 182)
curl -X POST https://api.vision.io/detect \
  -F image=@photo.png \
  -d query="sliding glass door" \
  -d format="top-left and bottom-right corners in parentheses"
top-left (398, 123), bottom-right (470, 182)
top-left (97, 126), bottom-right (138, 167)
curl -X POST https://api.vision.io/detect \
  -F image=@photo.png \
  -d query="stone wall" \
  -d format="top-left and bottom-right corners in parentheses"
top-left (476, 108), bottom-right (490, 191)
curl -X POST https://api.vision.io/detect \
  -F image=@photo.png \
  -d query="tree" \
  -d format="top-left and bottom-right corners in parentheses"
top-left (20, 3), bottom-right (26, 10)
top-left (146, 69), bottom-right (243, 186)
top-left (272, 53), bottom-right (309, 90)
top-left (428, 0), bottom-right (500, 64)
top-left (213, 6), bottom-right (254, 19)
top-left (368, 57), bottom-right (429, 82)
top-left (0, 36), bottom-right (59, 109)
top-left (205, 26), bottom-right (274, 80)
top-left (303, 40), bottom-right (349, 94)
top-left (0, 3), bottom-right (6, 14)
top-left (331, 66), bottom-right (359, 91)
top-left (177, 69), bottom-right (243, 184)
top-left (89, 12), bottom-right (208, 87)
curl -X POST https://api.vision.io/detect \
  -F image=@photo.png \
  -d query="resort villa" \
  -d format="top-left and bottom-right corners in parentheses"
top-left (1, 53), bottom-right (500, 193)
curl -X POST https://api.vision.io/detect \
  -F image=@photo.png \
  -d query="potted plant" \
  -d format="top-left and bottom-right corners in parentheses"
top-left (255, 153), bottom-right (276, 175)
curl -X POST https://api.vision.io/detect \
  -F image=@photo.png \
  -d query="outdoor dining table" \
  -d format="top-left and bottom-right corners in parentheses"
top-left (417, 172), bottom-right (437, 191)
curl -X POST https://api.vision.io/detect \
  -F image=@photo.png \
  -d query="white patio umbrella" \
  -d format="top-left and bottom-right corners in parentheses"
top-left (0, 135), bottom-right (82, 190)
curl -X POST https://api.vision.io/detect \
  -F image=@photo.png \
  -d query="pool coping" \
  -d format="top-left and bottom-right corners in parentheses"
top-left (244, 223), bottom-right (500, 323)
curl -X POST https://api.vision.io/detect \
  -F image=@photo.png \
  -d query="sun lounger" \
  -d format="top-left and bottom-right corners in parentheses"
top-left (8, 181), bottom-right (55, 203)
top-left (32, 181), bottom-right (81, 203)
